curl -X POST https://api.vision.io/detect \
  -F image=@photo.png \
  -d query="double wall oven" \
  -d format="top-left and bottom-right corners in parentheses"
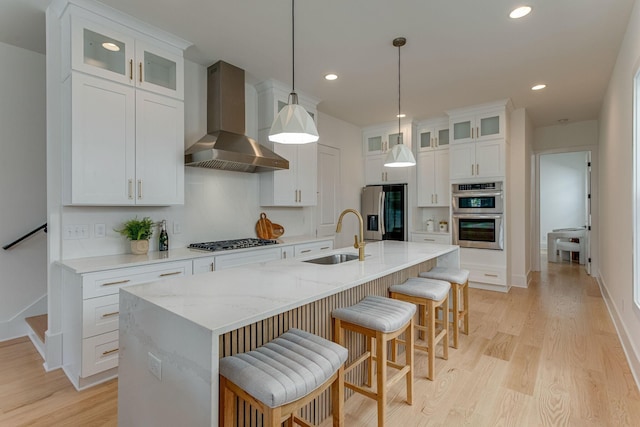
top-left (452, 182), bottom-right (504, 250)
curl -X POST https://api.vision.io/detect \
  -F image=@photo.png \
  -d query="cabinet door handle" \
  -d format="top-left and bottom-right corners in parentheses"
top-left (381, 172), bottom-right (384, 181)
top-left (299, 190), bottom-right (302, 203)
top-left (101, 311), bottom-right (119, 319)
top-left (160, 271), bottom-right (182, 277)
top-left (471, 164), bottom-right (475, 175)
top-left (283, 251), bottom-right (287, 259)
top-left (477, 126), bottom-right (480, 138)
top-left (484, 273), bottom-right (498, 278)
top-left (471, 127), bottom-right (474, 139)
top-left (102, 348), bottom-right (119, 357)
top-left (137, 180), bottom-right (142, 200)
top-left (434, 137), bottom-right (438, 147)
top-left (476, 164), bottom-right (479, 175)
top-left (139, 62), bottom-right (143, 83)
top-left (435, 194), bottom-right (438, 204)
top-left (210, 263), bottom-right (215, 272)
top-left (300, 249), bottom-right (311, 254)
top-left (129, 59), bottom-right (133, 81)
top-left (101, 279), bottom-right (130, 287)
top-left (128, 179), bottom-right (133, 200)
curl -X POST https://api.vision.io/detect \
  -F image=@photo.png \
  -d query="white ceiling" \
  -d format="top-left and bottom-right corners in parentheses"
top-left (0, 0), bottom-right (635, 128)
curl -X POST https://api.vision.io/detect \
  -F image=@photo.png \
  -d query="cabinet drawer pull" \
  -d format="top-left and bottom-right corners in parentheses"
top-left (102, 348), bottom-right (119, 357)
top-left (101, 279), bottom-right (130, 287)
top-left (101, 311), bottom-right (119, 319)
top-left (484, 273), bottom-right (499, 278)
top-left (320, 246), bottom-right (330, 250)
top-left (129, 59), bottom-right (133, 80)
top-left (424, 238), bottom-right (435, 242)
top-left (159, 271), bottom-right (181, 277)
top-left (300, 249), bottom-right (311, 253)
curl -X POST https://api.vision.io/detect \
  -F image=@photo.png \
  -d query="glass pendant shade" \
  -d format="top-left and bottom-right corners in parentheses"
top-left (268, 101), bottom-right (319, 144)
top-left (384, 143), bottom-right (416, 167)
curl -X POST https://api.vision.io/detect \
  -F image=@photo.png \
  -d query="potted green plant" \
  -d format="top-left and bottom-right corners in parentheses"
top-left (116, 217), bottom-right (154, 255)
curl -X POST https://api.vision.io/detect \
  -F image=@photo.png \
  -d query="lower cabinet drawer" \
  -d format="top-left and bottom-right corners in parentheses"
top-left (410, 233), bottom-right (450, 244)
top-left (83, 294), bottom-right (119, 339)
top-left (468, 266), bottom-right (506, 285)
top-left (81, 330), bottom-right (119, 378)
top-left (293, 240), bottom-right (334, 257)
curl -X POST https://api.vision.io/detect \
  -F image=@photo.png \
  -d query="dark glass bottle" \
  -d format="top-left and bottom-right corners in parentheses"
top-left (159, 220), bottom-right (169, 252)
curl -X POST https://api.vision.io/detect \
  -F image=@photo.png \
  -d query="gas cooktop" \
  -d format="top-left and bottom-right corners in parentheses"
top-left (188, 238), bottom-right (278, 252)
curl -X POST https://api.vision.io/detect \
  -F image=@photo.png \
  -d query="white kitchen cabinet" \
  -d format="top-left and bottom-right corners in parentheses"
top-left (410, 232), bottom-right (450, 244)
top-left (449, 109), bottom-right (504, 144)
top-left (449, 139), bottom-right (505, 180)
top-left (293, 240), bottom-right (334, 257)
top-left (59, 3), bottom-right (187, 206)
top-left (417, 149), bottom-right (449, 207)
top-left (365, 155), bottom-right (410, 185)
top-left (61, 260), bottom-right (192, 389)
top-left (68, 10), bottom-right (184, 100)
top-left (256, 80), bottom-right (320, 207)
top-left (417, 118), bottom-right (450, 152)
top-left (363, 127), bottom-right (405, 156)
top-left (64, 72), bottom-right (184, 205)
top-left (363, 122), bottom-right (414, 185)
top-left (192, 256), bottom-right (216, 274)
top-left (215, 247), bottom-right (283, 270)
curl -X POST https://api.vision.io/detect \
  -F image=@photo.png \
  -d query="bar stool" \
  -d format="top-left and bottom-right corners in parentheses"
top-left (332, 295), bottom-right (415, 427)
top-left (419, 266), bottom-right (470, 348)
top-left (389, 277), bottom-right (450, 380)
top-left (219, 328), bottom-right (348, 427)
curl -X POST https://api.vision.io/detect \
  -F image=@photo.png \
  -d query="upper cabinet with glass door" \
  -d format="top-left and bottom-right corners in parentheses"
top-left (363, 123), bottom-right (412, 156)
top-left (67, 10), bottom-right (184, 100)
top-left (417, 118), bottom-right (449, 152)
top-left (447, 100), bottom-right (511, 144)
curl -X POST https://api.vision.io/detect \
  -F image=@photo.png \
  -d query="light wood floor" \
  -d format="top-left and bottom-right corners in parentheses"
top-left (1, 260), bottom-right (639, 426)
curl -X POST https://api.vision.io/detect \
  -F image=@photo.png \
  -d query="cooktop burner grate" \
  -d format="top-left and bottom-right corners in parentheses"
top-left (188, 238), bottom-right (278, 252)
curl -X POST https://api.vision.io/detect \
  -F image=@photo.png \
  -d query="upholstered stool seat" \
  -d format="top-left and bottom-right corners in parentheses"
top-left (419, 266), bottom-right (470, 348)
top-left (389, 278), bottom-right (450, 380)
top-left (219, 328), bottom-right (348, 426)
top-left (332, 295), bottom-right (415, 427)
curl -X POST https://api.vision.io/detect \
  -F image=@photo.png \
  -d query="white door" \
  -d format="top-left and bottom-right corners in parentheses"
top-left (417, 151), bottom-right (435, 206)
top-left (449, 143), bottom-right (475, 180)
top-left (297, 143), bottom-right (318, 206)
top-left (316, 145), bottom-right (340, 238)
top-left (475, 140), bottom-right (505, 177)
top-left (434, 149), bottom-right (450, 206)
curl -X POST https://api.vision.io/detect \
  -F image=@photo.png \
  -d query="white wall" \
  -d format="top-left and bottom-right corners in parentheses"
top-left (539, 152), bottom-right (588, 248)
top-left (508, 108), bottom-right (533, 288)
top-left (0, 42), bottom-right (47, 340)
top-left (534, 120), bottom-right (599, 150)
top-left (598, 0), bottom-right (640, 387)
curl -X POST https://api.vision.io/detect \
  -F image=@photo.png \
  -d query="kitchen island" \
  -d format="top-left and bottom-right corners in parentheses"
top-left (118, 241), bottom-right (459, 426)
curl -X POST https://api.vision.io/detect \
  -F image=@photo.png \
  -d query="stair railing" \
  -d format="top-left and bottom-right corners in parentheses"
top-left (3, 223), bottom-right (47, 250)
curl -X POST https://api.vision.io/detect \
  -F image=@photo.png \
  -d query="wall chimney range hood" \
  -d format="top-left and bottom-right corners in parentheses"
top-left (185, 61), bottom-right (289, 173)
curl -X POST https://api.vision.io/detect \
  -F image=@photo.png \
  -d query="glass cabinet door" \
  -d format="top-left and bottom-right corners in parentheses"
top-left (437, 128), bottom-right (450, 147)
top-left (368, 136), bottom-right (383, 153)
top-left (71, 16), bottom-right (135, 86)
top-left (420, 130), bottom-right (433, 151)
top-left (142, 51), bottom-right (177, 92)
top-left (136, 42), bottom-right (184, 99)
top-left (479, 114), bottom-right (501, 138)
top-left (453, 119), bottom-right (473, 143)
top-left (388, 132), bottom-right (403, 149)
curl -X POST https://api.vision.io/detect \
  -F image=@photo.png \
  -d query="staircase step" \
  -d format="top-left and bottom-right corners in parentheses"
top-left (25, 314), bottom-right (47, 343)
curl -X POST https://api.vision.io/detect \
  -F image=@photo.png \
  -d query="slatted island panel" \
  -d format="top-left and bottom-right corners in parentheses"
top-left (118, 241), bottom-right (459, 427)
top-left (219, 260), bottom-right (434, 426)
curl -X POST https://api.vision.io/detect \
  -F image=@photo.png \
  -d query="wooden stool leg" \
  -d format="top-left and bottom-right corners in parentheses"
top-left (332, 366), bottom-right (345, 427)
top-left (367, 336), bottom-right (374, 388)
top-left (264, 406), bottom-right (282, 427)
top-left (405, 319), bottom-right (414, 405)
top-left (463, 282), bottom-right (469, 335)
top-left (419, 302), bottom-right (426, 341)
top-left (427, 299), bottom-right (436, 380)
top-left (442, 296), bottom-right (449, 360)
top-left (376, 331), bottom-right (387, 427)
top-left (219, 376), bottom-right (235, 427)
top-left (451, 284), bottom-right (460, 349)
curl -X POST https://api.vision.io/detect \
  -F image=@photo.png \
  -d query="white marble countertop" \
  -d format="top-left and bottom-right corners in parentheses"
top-left (58, 235), bottom-right (333, 274)
top-left (122, 241), bottom-right (458, 336)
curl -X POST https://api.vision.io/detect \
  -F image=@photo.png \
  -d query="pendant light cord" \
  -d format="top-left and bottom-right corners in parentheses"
top-left (291, 0), bottom-right (295, 94)
top-left (398, 41), bottom-right (401, 136)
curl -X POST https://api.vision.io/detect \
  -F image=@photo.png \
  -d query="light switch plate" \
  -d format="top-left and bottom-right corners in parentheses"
top-left (148, 352), bottom-right (162, 380)
top-left (95, 223), bottom-right (106, 238)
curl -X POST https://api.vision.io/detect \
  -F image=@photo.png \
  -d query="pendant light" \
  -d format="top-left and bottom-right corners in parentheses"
top-left (268, 0), bottom-right (319, 144)
top-left (384, 37), bottom-right (416, 167)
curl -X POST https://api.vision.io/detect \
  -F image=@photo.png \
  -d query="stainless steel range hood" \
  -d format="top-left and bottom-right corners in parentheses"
top-left (185, 61), bottom-right (289, 173)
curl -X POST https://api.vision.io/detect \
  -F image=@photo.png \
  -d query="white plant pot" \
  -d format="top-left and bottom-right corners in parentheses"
top-left (131, 240), bottom-right (149, 255)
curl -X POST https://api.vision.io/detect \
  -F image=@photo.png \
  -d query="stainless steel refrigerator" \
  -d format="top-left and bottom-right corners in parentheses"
top-left (362, 184), bottom-right (408, 241)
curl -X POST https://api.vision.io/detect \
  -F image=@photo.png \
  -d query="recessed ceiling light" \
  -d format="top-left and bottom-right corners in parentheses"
top-left (558, 118), bottom-right (569, 124)
top-left (531, 84), bottom-right (547, 91)
top-left (396, 113), bottom-right (406, 118)
top-left (510, 6), bottom-right (532, 19)
top-left (324, 73), bottom-right (338, 81)
top-left (102, 42), bottom-right (120, 52)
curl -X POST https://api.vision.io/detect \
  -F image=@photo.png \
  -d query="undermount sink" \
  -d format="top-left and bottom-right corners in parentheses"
top-left (303, 253), bottom-right (360, 265)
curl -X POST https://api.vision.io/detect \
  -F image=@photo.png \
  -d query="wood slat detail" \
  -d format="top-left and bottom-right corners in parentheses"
top-left (218, 260), bottom-right (434, 426)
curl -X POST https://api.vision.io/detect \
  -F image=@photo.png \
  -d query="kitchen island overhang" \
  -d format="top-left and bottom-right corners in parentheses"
top-left (118, 241), bottom-right (459, 426)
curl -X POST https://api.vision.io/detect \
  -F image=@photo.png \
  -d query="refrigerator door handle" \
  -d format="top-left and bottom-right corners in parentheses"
top-left (379, 191), bottom-right (386, 237)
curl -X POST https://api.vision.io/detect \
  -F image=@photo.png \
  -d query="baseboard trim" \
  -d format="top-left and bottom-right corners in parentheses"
top-left (597, 274), bottom-right (640, 392)
top-left (0, 294), bottom-right (47, 342)
top-left (510, 270), bottom-right (532, 288)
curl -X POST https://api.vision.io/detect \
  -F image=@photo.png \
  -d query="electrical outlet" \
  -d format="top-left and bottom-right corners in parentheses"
top-left (77, 225), bottom-right (89, 239)
top-left (95, 223), bottom-right (106, 238)
top-left (148, 352), bottom-right (162, 380)
top-left (173, 221), bottom-right (182, 234)
top-left (63, 224), bottom-right (89, 239)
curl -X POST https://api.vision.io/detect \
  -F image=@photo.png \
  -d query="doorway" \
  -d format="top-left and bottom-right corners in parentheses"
top-left (533, 149), bottom-right (593, 274)
top-left (315, 144), bottom-right (340, 239)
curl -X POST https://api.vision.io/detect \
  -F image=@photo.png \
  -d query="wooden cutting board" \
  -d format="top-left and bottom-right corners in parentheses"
top-left (255, 212), bottom-right (274, 239)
